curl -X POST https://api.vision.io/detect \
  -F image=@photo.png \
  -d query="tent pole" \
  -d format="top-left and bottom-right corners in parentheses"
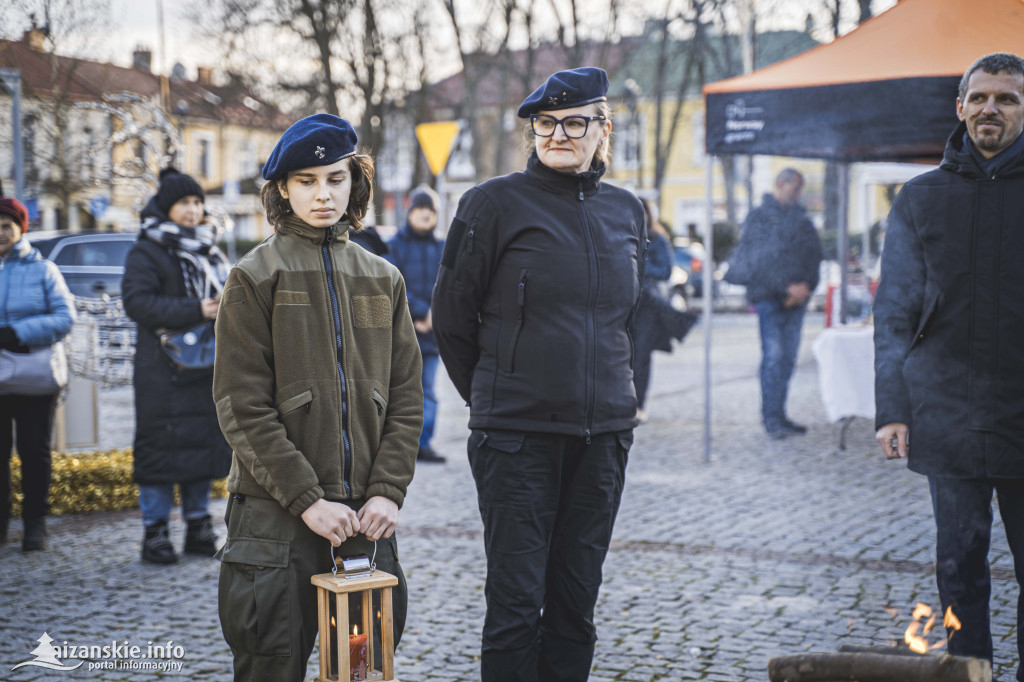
top-left (838, 162), bottom-right (849, 324)
top-left (703, 157), bottom-right (714, 464)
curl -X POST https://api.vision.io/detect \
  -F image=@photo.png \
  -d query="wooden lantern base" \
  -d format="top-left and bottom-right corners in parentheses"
top-left (311, 570), bottom-right (400, 682)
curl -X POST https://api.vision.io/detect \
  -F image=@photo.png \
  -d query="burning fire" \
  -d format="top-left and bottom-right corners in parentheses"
top-left (903, 602), bottom-right (961, 653)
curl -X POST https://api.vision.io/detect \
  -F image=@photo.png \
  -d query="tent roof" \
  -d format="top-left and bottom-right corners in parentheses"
top-left (705, 0), bottom-right (1024, 94)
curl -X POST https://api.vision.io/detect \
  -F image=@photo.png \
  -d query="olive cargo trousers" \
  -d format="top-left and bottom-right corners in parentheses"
top-left (217, 494), bottom-right (407, 682)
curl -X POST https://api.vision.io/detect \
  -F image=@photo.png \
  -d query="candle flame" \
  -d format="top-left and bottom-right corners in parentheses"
top-left (352, 625), bottom-right (359, 636)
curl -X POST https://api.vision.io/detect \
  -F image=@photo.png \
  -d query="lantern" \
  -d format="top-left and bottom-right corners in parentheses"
top-left (312, 565), bottom-right (399, 682)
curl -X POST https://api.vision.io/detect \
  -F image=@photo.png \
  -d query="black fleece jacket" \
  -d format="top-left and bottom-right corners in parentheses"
top-left (432, 152), bottom-right (647, 438)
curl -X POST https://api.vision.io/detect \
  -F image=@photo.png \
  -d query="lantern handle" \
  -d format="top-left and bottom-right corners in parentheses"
top-left (328, 539), bottom-right (378, 577)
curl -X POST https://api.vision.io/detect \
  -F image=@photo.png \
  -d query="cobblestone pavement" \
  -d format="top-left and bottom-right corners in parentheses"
top-left (1, 313), bottom-right (1019, 681)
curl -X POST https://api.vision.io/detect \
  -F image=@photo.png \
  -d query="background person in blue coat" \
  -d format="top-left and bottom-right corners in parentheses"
top-left (0, 197), bottom-right (75, 551)
top-left (725, 168), bottom-right (823, 439)
top-left (122, 169), bottom-right (232, 565)
top-left (386, 185), bottom-right (446, 463)
top-left (874, 52), bottom-right (1024, 681)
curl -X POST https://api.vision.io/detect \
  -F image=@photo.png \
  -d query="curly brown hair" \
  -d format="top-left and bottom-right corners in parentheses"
top-left (260, 154), bottom-right (375, 230)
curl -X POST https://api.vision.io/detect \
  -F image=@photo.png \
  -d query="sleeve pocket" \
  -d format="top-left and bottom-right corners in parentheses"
top-left (218, 537), bottom-right (293, 656)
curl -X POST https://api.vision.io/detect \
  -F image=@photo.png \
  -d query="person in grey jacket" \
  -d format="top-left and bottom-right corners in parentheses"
top-left (0, 197), bottom-right (75, 551)
top-left (874, 52), bottom-right (1024, 680)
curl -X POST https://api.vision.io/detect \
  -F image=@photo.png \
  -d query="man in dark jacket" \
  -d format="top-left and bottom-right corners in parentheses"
top-left (726, 168), bottom-right (823, 439)
top-left (874, 52), bottom-right (1024, 681)
top-left (385, 186), bottom-right (446, 463)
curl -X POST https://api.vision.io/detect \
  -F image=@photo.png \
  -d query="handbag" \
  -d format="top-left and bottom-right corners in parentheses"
top-left (0, 343), bottom-right (69, 395)
top-left (159, 320), bottom-right (216, 370)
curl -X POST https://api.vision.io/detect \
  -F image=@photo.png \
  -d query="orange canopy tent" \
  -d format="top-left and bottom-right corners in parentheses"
top-left (704, 0), bottom-right (1024, 161)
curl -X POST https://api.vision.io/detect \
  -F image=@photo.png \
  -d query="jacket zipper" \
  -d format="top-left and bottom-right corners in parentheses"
top-left (321, 225), bottom-right (352, 497)
top-left (505, 269), bottom-right (528, 373)
top-left (578, 179), bottom-right (597, 444)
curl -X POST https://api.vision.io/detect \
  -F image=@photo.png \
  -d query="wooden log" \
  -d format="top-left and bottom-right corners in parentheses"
top-left (837, 644), bottom-right (920, 657)
top-left (767, 652), bottom-right (992, 682)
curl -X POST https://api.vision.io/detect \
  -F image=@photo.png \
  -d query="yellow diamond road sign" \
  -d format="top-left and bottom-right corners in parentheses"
top-left (416, 121), bottom-right (460, 176)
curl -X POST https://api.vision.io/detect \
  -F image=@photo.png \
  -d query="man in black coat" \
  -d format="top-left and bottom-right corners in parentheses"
top-left (874, 52), bottom-right (1024, 680)
top-left (726, 168), bottom-right (823, 439)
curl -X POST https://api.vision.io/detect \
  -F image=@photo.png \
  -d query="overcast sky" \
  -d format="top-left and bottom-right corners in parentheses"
top-left (5, 0), bottom-right (897, 81)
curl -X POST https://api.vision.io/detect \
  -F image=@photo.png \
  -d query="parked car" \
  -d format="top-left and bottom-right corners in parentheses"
top-left (33, 231), bottom-right (137, 298)
top-left (670, 238), bottom-right (706, 306)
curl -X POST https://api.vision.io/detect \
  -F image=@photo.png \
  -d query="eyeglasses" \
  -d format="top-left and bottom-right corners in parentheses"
top-left (530, 114), bottom-right (606, 139)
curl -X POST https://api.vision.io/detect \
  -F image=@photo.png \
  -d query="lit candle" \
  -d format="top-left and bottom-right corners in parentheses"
top-left (349, 625), bottom-right (368, 680)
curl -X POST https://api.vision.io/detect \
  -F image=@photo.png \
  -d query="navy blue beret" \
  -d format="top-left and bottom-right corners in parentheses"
top-left (262, 113), bottom-right (358, 180)
top-left (517, 67), bottom-right (609, 118)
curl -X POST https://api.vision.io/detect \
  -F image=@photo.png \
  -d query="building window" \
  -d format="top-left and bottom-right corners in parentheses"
top-left (193, 132), bottom-right (215, 179)
top-left (614, 114), bottom-right (644, 171)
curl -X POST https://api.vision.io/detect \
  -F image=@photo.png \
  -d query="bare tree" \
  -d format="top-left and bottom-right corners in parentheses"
top-left (4, 0), bottom-right (112, 228)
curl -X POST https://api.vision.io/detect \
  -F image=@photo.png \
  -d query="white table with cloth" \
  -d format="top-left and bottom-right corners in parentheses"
top-left (811, 324), bottom-right (876, 449)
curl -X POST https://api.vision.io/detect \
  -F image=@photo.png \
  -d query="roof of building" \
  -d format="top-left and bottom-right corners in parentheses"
top-left (0, 36), bottom-right (291, 130)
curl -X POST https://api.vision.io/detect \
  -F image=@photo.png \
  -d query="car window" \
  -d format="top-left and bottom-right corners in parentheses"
top-left (53, 240), bottom-right (133, 267)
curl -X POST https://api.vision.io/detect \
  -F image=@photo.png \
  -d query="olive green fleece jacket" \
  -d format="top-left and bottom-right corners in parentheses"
top-left (212, 215), bottom-right (423, 516)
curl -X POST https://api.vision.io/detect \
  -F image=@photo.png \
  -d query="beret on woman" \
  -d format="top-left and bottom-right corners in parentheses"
top-left (262, 113), bottom-right (359, 180)
top-left (517, 66), bottom-right (609, 118)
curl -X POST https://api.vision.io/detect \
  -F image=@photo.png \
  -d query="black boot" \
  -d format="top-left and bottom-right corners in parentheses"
top-left (142, 520), bottom-right (178, 564)
top-left (22, 517), bottom-right (47, 551)
top-left (184, 515), bottom-right (218, 557)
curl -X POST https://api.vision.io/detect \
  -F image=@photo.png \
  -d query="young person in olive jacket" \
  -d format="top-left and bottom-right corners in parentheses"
top-left (433, 67), bottom-right (646, 682)
top-left (874, 53), bottom-right (1024, 681)
top-left (122, 169), bottom-right (231, 565)
top-left (213, 114), bottom-right (422, 682)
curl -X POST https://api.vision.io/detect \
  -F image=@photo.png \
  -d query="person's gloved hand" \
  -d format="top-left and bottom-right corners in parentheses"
top-left (0, 326), bottom-right (27, 351)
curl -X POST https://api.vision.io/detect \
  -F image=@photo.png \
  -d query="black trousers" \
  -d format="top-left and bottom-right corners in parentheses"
top-left (468, 429), bottom-right (632, 682)
top-left (217, 495), bottom-right (407, 682)
top-left (929, 475), bottom-right (1024, 681)
top-left (0, 393), bottom-right (58, 520)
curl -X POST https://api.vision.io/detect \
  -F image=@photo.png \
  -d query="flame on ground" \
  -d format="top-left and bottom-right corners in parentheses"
top-left (903, 602), bottom-right (961, 653)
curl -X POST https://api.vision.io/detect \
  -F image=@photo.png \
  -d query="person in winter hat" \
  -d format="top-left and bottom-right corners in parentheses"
top-left (0, 197), bottom-right (75, 551)
top-left (122, 167), bottom-right (231, 565)
top-left (385, 185), bottom-right (446, 463)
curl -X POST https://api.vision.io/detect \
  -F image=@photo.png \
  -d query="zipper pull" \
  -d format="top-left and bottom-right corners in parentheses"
top-left (324, 224), bottom-right (335, 244)
top-left (518, 271), bottom-right (527, 304)
top-left (579, 190), bottom-right (584, 201)
top-left (585, 429), bottom-right (591, 445)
